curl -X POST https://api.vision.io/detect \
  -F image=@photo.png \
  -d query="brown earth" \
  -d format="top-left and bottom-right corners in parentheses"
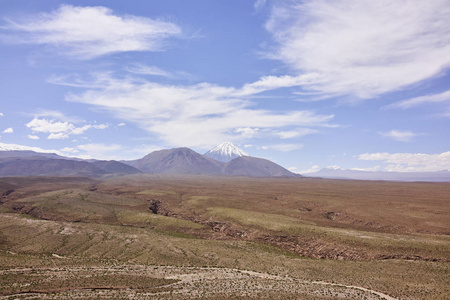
top-left (0, 174), bottom-right (449, 299)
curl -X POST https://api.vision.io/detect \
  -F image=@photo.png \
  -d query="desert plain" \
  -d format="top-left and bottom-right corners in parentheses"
top-left (0, 174), bottom-right (449, 299)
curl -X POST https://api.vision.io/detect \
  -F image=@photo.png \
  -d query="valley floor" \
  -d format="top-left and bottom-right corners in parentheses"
top-left (0, 175), bottom-right (449, 299)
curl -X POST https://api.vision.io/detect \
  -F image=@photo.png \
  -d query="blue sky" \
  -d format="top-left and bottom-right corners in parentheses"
top-left (0, 0), bottom-right (449, 173)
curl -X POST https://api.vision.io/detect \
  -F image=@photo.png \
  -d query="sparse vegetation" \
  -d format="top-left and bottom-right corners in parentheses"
top-left (0, 175), bottom-right (449, 299)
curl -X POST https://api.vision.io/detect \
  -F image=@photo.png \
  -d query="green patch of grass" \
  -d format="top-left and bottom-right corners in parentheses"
top-left (0, 206), bottom-right (14, 213)
top-left (206, 207), bottom-right (317, 233)
top-left (116, 211), bottom-right (204, 230)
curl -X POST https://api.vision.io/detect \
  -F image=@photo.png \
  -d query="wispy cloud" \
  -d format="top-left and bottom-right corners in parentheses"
top-left (59, 143), bottom-right (162, 160)
top-left (276, 128), bottom-right (318, 139)
top-left (359, 151), bottom-right (450, 172)
top-left (254, 0), bottom-right (267, 12)
top-left (59, 73), bottom-right (334, 149)
top-left (125, 63), bottom-right (195, 81)
top-left (385, 90), bottom-right (450, 110)
top-left (126, 64), bottom-right (172, 77)
top-left (2, 5), bottom-right (182, 59)
top-left (32, 109), bottom-right (84, 123)
top-left (261, 143), bottom-right (304, 152)
top-left (378, 130), bottom-right (420, 142)
top-left (265, 0), bottom-right (450, 99)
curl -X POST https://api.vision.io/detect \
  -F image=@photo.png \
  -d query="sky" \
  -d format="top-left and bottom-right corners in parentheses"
top-left (0, 0), bottom-right (449, 173)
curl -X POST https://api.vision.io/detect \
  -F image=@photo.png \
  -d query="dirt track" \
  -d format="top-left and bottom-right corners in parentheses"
top-left (0, 265), bottom-right (397, 299)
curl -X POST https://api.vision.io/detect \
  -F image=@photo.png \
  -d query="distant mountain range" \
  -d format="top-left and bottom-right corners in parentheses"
top-left (0, 153), bottom-right (142, 177)
top-left (125, 146), bottom-right (296, 177)
top-left (304, 166), bottom-right (450, 182)
top-left (0, 142), bottom-right (297, 178)
top-left (1, 142), bottom-right (448, 181)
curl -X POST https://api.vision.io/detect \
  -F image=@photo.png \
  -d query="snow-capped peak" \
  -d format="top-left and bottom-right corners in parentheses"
top-left (0, 142), bottom-right (58, 154)
top-left (324, 165), bottom-right (345, 171)
top-left (204, 142), bottom-right (248, 162)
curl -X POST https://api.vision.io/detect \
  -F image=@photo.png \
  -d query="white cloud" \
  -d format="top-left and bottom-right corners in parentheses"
top-left (125, 63), bottom-right (195, 81)
top-left (26, 118), bottom-right (74, 133)
top-left (48, 132), bottom-right (69, 140)
top-left (126, 64), bottom-right (171, 77)
top-left (63, 73), bottom-right (334, 149)
top-left (378, 130), bottom-right (419, 142)
top-left (350, 166), bottom-right (381, 172)
top-left (439, 109), bottom-right (450, 118)
top-left (277, 128), bottom-right (318, 139)
top-left (358, 151), bottom-right (450, 172)
top-left (26, 117), bottom-right (108, 139)
top-left (238, 73), bottom-right (324, 96)
top-left (263, 143), bottom-right (304, 152)
top-left (2, 128), bottom-right (13, 134)
top-left (33, 110), bottom-right (84, 123)
top-left (58, 143), bottom-right (163, 160)
top-left (117, 122), bottom-right (126, 127)
top-left (386, 90), bottom-right (450, 109)
top-left (58, 143), bottom-right (123, 160)
top-left (0, 113), bottom-right (4, 117)
top-left (234, 127), bottom-right (259, 138)
top-left (3, 5), bottom-right (182, 59)
top-left (27, 135), bottom-right (40, 140)
top-left (265, 0), bottom-right (450, 99)
top-left (77, 143), bottom-right (122, 158)
top-left (298, 165), bottom-right (321, 174)
top-left (254, 0), bottom-right (267, 11)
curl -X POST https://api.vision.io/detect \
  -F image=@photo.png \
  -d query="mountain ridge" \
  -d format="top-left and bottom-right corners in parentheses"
top-left (304, 167), bottom-right (450, 182)
top-left (2, 142), bottom-right (448, 181)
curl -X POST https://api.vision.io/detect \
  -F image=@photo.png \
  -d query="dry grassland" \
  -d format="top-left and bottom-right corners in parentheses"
top-left (0, 175), bottom-right (449, 299)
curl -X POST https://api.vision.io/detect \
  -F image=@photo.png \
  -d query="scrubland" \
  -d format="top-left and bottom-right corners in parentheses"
top-left (0, 175), bottom-right (448, 299)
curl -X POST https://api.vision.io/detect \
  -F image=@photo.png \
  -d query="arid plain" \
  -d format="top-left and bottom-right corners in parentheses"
top-left (0, 174), bottom-right (449, 299)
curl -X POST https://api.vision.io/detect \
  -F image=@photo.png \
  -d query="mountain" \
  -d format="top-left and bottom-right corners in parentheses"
top-left (0, 143), bottom-right (297, 178)
top-left (222, 156), bottom-right (299, 177)
top-left (305, 167), bottom-right (450, 182)
top-left (129, 147), bottom-right (224, 175)
top-left (0, 151), bottom-right (141, 177)
top-left (0, 157), bottom-right (108, 177)
top-left (127, 146), bottom-right (299, 177)
top-left (0, 150), bottom-right (64, 160)
top-left (90, 160), bottom-right (142, 175)
top-left (204, 142), bottom-right (248, 162)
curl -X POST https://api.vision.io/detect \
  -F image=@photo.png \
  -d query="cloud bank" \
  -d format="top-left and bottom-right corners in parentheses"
top-left (359, 151), bottom-right (450, 172)
top-left (62, 73), bottom-right (333, 149)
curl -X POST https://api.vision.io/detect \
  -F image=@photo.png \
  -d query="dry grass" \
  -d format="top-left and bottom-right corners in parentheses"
top-left (0, 174), bottom-right (449, 299)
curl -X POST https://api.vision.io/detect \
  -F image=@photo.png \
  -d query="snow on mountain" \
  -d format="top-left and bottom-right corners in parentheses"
top-left (204, 142), bottom-right (248, 162)
top-left (0, 142), bottom-right (59, 154)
